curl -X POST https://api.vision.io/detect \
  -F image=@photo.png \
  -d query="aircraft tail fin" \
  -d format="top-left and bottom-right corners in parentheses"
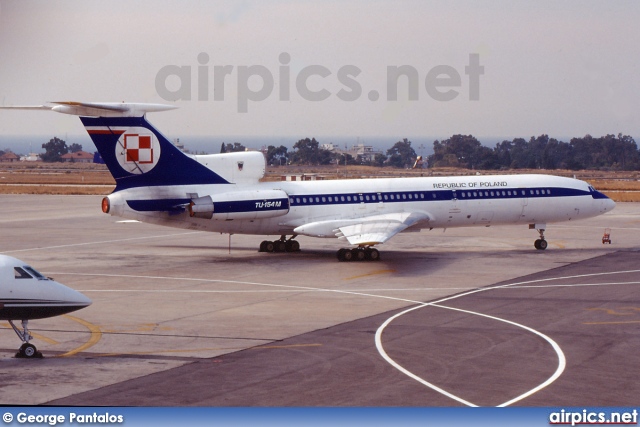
top-left (81, 115), bottom-right (229, 190)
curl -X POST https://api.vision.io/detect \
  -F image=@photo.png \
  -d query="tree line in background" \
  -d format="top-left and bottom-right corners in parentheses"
top-left (263, 133), bottom-right (640, 171)
top-left (5, 134), bottom-right (638, 171)
top-left (429, 133), bottom-right (640, 171)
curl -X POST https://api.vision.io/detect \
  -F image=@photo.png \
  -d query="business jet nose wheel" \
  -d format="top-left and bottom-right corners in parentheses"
top-left (9, 320), bottom-right (43, 359)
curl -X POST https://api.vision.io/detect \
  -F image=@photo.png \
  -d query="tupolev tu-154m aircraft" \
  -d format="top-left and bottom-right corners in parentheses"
top-left (1, 102), bottom-right (616, 261)
top-left (0, 255), bottom-right (92, 358)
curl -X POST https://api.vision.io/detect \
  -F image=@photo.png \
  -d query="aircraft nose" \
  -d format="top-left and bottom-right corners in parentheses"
top-left (53, 280), bottom-right (92, 309)
top-left (71, 290), bottom-right (92, 307)
top-left (596, 195), bottom-right (616, 215)
top-left (605, 197), bottom-right (616, 211)
top-left (591, 188), bottom-right (615, 213)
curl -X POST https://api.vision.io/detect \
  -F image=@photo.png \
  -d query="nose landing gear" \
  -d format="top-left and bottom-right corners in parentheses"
top-left (9, 319), bottom-right (43, 358)
top-left (532, 226), bottom-right (548, 250)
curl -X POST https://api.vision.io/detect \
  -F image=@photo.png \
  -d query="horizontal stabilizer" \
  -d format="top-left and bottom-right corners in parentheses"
top-left (0, 101), bottom-right (176, 117)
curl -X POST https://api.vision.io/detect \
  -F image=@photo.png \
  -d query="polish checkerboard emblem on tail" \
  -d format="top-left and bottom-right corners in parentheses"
top-left (124, 134), bottom-right (153, 163)
top-left (115, 127), bottom-right (161, 174)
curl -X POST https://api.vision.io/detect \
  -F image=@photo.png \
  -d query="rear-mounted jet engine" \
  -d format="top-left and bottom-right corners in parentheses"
top-left (189, 189), bottom-right (290, 220)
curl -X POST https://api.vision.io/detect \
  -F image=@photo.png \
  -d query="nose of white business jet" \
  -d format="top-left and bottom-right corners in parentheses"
top-left (69, 288), bottom-right (93, 308)
top-left (53, 280), bottom-right (92, 310)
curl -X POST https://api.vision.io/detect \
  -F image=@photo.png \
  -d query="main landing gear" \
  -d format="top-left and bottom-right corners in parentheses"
top-left (9, 319), bottom-right (43, 359)
top-left (259, 235), bottom-right (301, 253)
top-left (337, 246), bottom-right (380, 262)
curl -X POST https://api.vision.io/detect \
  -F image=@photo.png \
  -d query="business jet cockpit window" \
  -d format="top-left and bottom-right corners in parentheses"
top-left (23, 266), bottom-right (49, 280)
top-left (14, 265), bottom-right (49, 280)
top-left (14, 267), bottom-right (33, 279)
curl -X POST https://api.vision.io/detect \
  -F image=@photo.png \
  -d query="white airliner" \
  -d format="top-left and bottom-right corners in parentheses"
top-left (2, 102), bottom-right (616, 261)
top-left (0, 255), bottom-right (92, 358)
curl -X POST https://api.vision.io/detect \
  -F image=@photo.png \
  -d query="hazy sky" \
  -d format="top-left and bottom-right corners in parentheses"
top-left (1, 1), bottom-right (639, 146)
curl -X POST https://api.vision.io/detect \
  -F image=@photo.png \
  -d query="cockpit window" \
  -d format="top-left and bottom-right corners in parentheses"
top-left (14, 267), bottom-right (33, 279)
top-left (23, 266), bottom-right (48, 280)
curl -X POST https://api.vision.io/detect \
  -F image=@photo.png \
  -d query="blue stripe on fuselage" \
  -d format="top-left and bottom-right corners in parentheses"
top-left (286, 186), bottom-right (591, 207)
top-left (590, 190), bottom-right (610, 199)
top-left (126, 198), bottom-right (290, 213)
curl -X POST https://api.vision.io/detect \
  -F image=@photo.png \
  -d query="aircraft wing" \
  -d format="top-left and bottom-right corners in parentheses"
top-left (293, 211), bottom-right (431, 246)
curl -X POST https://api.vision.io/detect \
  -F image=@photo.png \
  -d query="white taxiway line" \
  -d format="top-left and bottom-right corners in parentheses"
top-left (0, 231), bottom-right (202, 254)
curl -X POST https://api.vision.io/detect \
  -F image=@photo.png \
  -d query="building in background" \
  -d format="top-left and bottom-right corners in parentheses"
top-left (61, 151), bottom-right (94, 163)
top-left (19, 153), bottom-right (41, 162)
top-left (0, 152), bottom-right (19, 162)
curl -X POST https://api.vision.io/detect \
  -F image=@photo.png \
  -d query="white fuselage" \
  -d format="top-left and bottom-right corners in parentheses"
top-left (104, 173), bottom-right (615, 240)
top-left (0, 255), bottom-right (92, 320)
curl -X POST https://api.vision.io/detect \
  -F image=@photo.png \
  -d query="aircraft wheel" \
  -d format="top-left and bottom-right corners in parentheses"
top-left (264, 241), bottom-right (275, 253)
top-left (259, 241), bottom-right (269, 252)
top-left (534, 239), bottom-right (548, 250)
top-left (274, 240), bottom-right (287, 252)
top-left (19, 343), bottom-right (39, 358)
top-left (366, 248), bottom-right (380, 261)
top-left (352, 248), bottom-right (366, 261)
top-left (337, 248), bottom-right (353, 262)
top-left (286, 240), bottom-right (300, 252)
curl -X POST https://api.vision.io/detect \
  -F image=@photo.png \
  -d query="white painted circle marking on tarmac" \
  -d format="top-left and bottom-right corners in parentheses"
top-left (375, 269), bottom-right (640, 407)
top-left (375, 301), bottom-right (566, 407)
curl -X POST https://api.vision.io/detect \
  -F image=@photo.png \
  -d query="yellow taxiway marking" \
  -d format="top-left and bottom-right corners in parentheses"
top-left (344, 269), bottom-right (396, 281)
top-left (252, 343), bottom-right (322, 350)
top-left (583, 320), bottom-right (640, 325)
top-left (587, 307), bottom-right (640, 316)
top-left (91, 344), bottom-right (322, 358)
top-left (56, 315), bottom-right (102, 357)
top-left (0, 322), bottom-right (58, 344)
top-left (31, 331), bottom-right (59, 345)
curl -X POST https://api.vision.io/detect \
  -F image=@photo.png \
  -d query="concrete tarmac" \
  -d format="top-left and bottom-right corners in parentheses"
top-left (0, 195), bottom-right (638, 406)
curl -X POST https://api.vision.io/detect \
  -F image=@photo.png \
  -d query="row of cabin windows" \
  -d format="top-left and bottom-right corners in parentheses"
top-left (458, 189), bottom-right (552, 198)
top-left (290, 188), bottom-right (553, 205)
top-left (291, 192), bottom-right (428, 205)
